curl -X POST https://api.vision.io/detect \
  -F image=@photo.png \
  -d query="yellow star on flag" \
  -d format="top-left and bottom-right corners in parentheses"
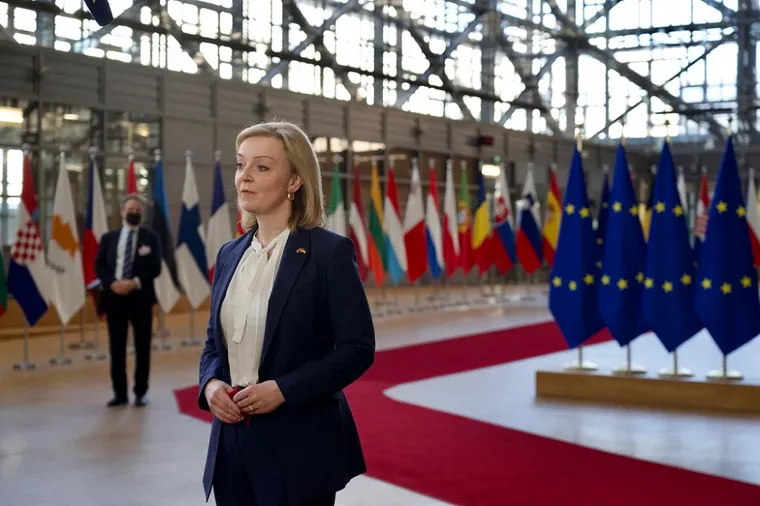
top-left (617, 278), bottom-right (628, 290)
top-left (662, 281), bottom-right (673, 293)
top-left (612, 201), bottom-right (622, 212)
top-left (552, 277), bottom-right (562, 287)
top-left (716, 201), bottom-right (727, 213)
top-left (601, 275), bottom-right (610, 285)
top-left (680, 274), bottom-right (692, 285)
top-left (580, 207), bottom-right (590, 218)
top-left (584, 274), bottom-right (594, 285)
top-left (701, 278), bottom-right (712, 289)
top-left (655, 201), bottom-right (666, 213)
top-left (737, 206), bottom-right (746, 218)
top-left (565, 204), bottom-right (575, 214)
top-left (721, 282), bottom-right (731, 295)
top-left (636, 272), bottom-right (644, 283)
top-left (644, 278), bottom-right (654, 288)
top-left (569, 281), bottom-right (577, 291)
top-left (741, 276), bottom-right (752, 288)
top-left (673, 205), bottom-right (683, 217)
top-left (629, 205), bottom-right (638, 216)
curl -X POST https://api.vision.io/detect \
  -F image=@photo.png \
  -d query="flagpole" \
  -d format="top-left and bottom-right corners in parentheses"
top-left (707, 354), bottom-right (743, 380)
top-left (154, 309), bottom-right (172, 350)
top-left (85, 302), bottom-right (107, 361)
top-left (561, 127), bottom-right (598, 372)
top-left (182, 307), bottom-right (201, 346)
top-left (13, 323), bottom-right (37, 371)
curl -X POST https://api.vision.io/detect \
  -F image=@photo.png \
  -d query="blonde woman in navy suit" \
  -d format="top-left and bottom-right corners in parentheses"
top-left (198, 121), bottom-right (375, 506)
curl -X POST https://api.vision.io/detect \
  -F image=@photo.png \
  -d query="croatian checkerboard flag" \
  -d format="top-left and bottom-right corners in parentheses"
top-left (176, 153), bottom-right (210, 309)
top-left (7, 152), bottom-right (49, 326)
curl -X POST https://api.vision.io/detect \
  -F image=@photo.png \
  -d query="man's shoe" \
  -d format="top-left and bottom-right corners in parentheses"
top-left (134, 396), bottom-right (149, 407)
top-left (107, 397), bottom-right (128, 407)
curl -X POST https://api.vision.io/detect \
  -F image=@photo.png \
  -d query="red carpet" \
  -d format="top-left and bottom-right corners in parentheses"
top-left (174, 321), bottom-right (760, 505)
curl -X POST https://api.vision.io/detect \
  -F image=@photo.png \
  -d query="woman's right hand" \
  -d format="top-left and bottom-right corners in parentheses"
top-left (204, 379), bottom-right (243, 424)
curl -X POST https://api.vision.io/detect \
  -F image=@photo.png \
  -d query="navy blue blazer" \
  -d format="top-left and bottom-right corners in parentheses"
top-left (198, 226), bottom-right (375, 504)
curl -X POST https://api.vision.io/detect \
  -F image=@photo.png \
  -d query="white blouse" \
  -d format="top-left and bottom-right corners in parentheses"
top-left (220, 228), bottom-right (291, 387)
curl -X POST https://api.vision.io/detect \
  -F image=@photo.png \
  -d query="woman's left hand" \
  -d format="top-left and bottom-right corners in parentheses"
top-left (232, 380), bottom-right (286, 415)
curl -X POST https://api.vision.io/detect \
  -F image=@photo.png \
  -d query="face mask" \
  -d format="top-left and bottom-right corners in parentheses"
top-left (125, 212), bottom-right (142, 226)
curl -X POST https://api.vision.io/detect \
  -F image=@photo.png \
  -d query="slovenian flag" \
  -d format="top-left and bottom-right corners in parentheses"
top-left (8, 152), bottom-right (49, 326)
top-left (176, 153), bottom-right (210, 309)
top-left (515, 166), bottom-right (543, 274)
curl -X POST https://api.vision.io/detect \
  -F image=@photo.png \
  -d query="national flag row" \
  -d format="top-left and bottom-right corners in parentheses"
top-left (549, 137), bottom-right (760, 359)
top-left (4, 150), bottom-right (240, 329)
top-left (318, 156), bottom-right (567, 287)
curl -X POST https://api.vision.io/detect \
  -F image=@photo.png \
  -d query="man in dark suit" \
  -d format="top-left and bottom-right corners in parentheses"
top-left (95, 194), bottom-right (161, 407)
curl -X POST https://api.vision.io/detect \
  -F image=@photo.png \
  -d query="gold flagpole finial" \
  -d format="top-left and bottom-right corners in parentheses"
top-left (664, 118), bottom-right (671, 143)
top-left (728, 116), bottom-right (734, 137)
top-left (576, 124), bottom-right (584, 152)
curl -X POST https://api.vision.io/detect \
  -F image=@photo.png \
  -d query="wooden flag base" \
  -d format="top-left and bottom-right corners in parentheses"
top-left (535, 369), bottom-right (760, 414)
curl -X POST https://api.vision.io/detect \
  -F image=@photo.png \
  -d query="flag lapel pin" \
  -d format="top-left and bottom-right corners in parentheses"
top-left (296, 248), bottom-right (307, 254)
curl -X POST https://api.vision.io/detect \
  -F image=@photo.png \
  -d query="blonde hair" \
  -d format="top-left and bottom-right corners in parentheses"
top-left (235, 121), bottom-right (326, 232)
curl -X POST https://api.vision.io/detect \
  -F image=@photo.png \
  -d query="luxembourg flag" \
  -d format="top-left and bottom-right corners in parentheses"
top-left (82, 153), bottom-right (108, 291)
top-left (206, 159), bottom-right (233, 282)
top-left (384, 165), bottom-right (407, 285)
top-left (515, 166), bottom-right (543, 274)
top-left (404, 161), bottom-right (427, 284)
top-left (7, 152), bottom-right (49, 326)
top-left (425, 164), bottom-right (443, 280)
top-left (176, 153), bottom-right (210, 309)
top-left (442, 160), bottom-right (459, 277)
top-left (48, 153), bottom-right (86, 325)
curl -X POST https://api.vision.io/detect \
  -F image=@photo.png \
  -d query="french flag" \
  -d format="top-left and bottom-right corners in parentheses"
top-left (206, 158), bottom-right (233, 283)
top-left (176, 152), bottom-right (210, 309)
top-left (404, 161), bottom-right (427, 284)
top-left (515, 167), bottom-right (543, 274)
top-left (7, 152), bottom-right (49, 326)
top-left (493, 165), bottom-right (517, 275)
top-left (82, 153), bottom-right (108, 291)
top-left (425, 164), bottom-right (443, 280)
top-left (442, 160), bottom-right (459, 277)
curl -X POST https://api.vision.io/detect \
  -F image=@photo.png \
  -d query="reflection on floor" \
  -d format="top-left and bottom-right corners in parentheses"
top-left (1, 286), bottom-right (759, 506)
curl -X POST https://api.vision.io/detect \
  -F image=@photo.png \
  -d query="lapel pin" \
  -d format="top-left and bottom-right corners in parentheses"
top-left (296, 248), bottom-right (307, 254)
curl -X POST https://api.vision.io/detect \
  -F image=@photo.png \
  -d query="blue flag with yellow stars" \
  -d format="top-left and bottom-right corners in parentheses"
top-left (642, 141), bottom-right (703, 352)
top-left (694, 136), bottom-right (760, 355)
top-left (595, 170), bottom-right (611, 270)
top-left (548, 146), bottom-right (605, 349)
top-left (597, 144), bottom-right (648, 346)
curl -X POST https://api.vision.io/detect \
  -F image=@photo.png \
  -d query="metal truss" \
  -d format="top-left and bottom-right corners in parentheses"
top-left (1, 0), bottom-right (756, 144)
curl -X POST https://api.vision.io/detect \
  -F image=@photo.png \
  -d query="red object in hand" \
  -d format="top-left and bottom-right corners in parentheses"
top-left (227, 386), bottom-right (250, 426)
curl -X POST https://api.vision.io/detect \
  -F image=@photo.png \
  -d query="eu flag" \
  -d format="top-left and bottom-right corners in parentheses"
top-left (597, 144), bottom-right (648, 346)
top-left (595, 170), bottom-right (610, 270)
top-left (694, 136), bottom-right (760, 355)
top-left (83, 0), bottom-right (114, 26)
top-left (548, 146), bottom-right (605, 349)
top-left (641, 141), bottom-right (703, 352)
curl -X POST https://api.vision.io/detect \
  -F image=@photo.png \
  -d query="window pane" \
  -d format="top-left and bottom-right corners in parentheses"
top-left (7, 183), bottom-right (22, 197)
top-left (6, 150), bottom-right (23, 183)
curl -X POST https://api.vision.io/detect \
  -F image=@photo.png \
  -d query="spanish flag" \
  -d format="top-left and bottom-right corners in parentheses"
top-left (542, 167), bottom-right (562, 266)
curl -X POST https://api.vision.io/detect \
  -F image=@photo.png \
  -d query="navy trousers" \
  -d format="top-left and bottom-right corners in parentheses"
top-left (213, 422), bottom-right (336, 506)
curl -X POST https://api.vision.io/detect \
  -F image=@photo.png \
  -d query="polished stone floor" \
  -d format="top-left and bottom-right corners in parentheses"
top-left (1, 285), bottom-right (759, 506)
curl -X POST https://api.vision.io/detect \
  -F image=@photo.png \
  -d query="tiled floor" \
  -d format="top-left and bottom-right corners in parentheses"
top-left (0, 285), bottom-right (758, 506)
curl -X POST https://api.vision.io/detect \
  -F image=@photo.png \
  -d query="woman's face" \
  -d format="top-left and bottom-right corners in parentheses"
top-left (235, 136), bottom-right (300, 217)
